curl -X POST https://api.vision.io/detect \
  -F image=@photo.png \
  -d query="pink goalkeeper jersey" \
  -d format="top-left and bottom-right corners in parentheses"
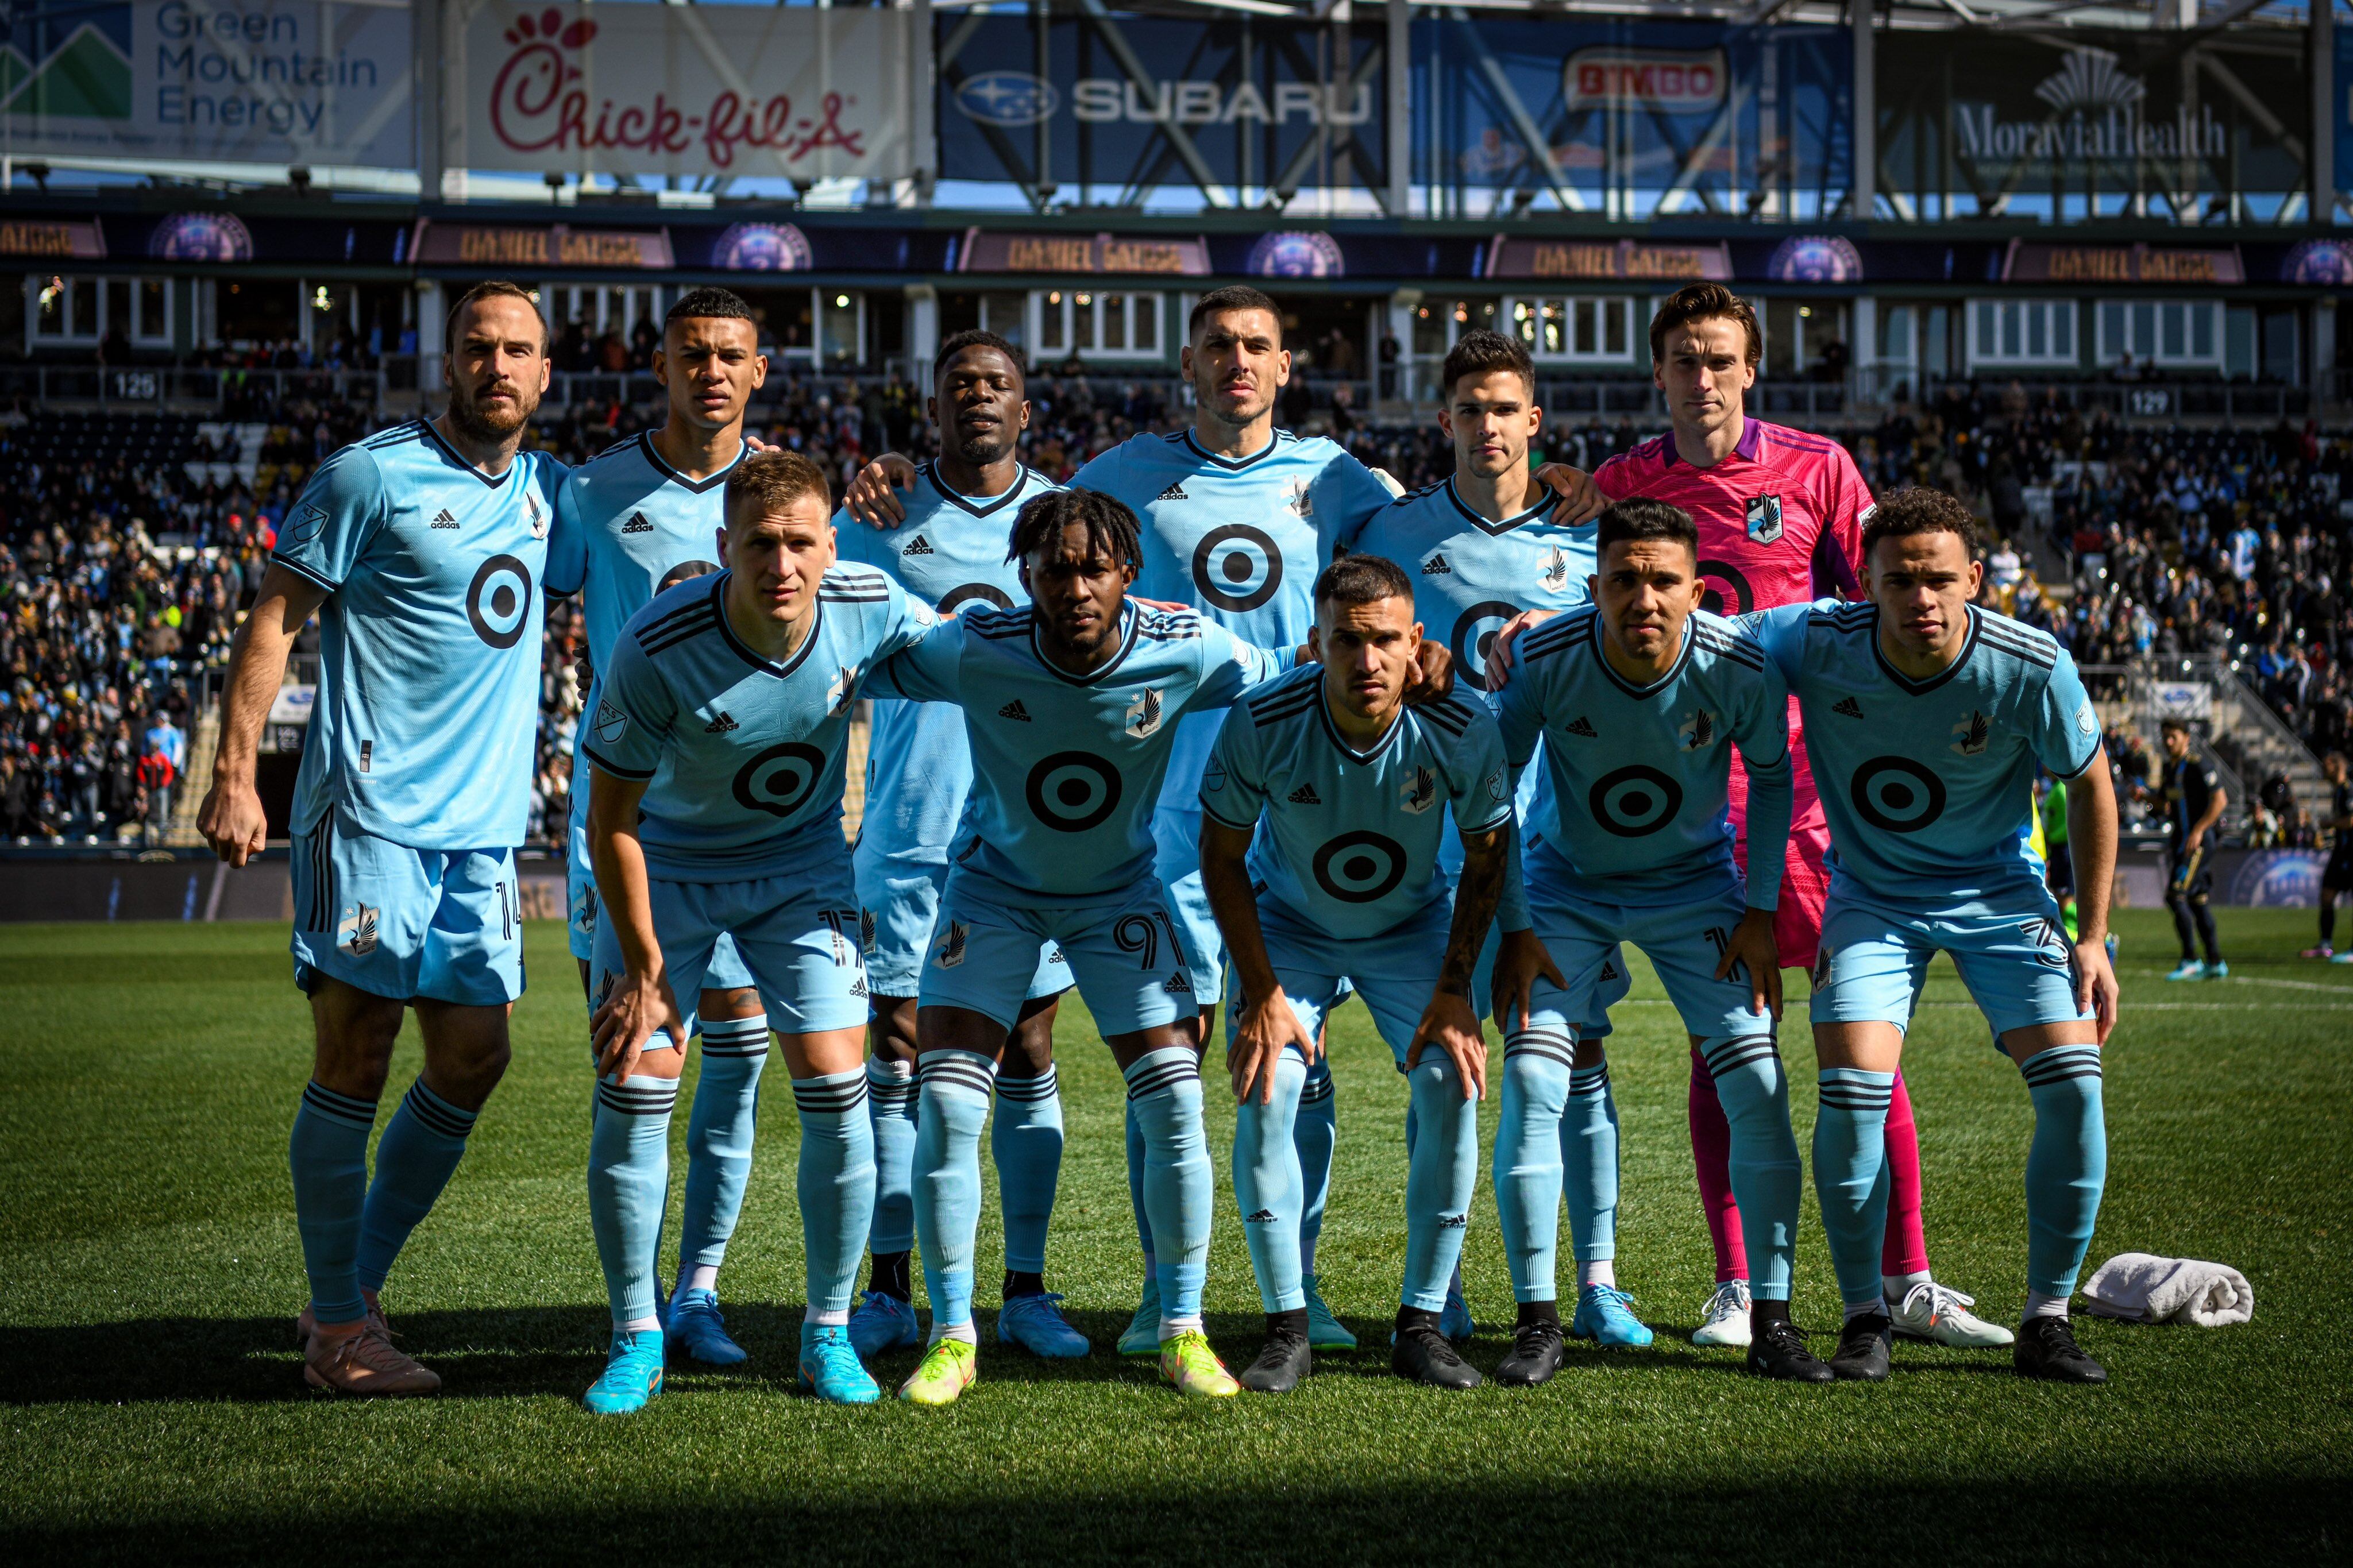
top-left (1591, 418), bottom-right (1871, 617)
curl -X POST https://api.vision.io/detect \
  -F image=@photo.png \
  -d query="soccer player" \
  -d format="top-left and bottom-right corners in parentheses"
top-left (832, 330), bottom-right (1081, 1361)
top-left (558, 287), bottom-right (774, 1367)
top-left (1550, 283), bottom-right (2001, 1351)
top-left (198, 281), bottom-right (576, 1395)
top-left (2040, 773), bottom-right (2076, 940)
top-left (1744, 487), bottom-right (2120, 1384)
top-left (2158, 718), bottom-right (2229, 981)
top-left (1488, 499), bottom-right (1828, 1384)
top-left (1200, 554), bottom-right (1528, 1393)
top-left (862, 489), bottom-right (1292, 1404)
top-left (580, 451), bottom-right (938, 1413)
top-left (2304, 752), bottom-right (2353, 960)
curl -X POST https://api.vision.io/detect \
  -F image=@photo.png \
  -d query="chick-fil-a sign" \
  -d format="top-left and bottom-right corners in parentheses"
top-left (465, 3), bottom-right (913, 179)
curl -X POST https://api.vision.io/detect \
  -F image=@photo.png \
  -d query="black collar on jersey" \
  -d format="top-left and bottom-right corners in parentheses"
top-left (1661, 419), bottom-right (1765, 468)
top-left (708, 570), bottom-right (827, 680)
top-left (638, 432), bottom-right (748, 495)
top-left (1315, 684), bottom-right (1407, 766)
top-left (1032, 598), bottom-right (1140, 685)
top-left (1870, 603), bottom-right (1981, 694)
top-left (1181, 428), bottom-right (1284, 472)
top-left (921, 462), bottom-right (1037, 518)
top-left (417, 417), bottom-right (515, 489)
top-left (1445, 476), bottom-right (1557, 538)
top-left (1587, 611), bottom-right (1692, 700)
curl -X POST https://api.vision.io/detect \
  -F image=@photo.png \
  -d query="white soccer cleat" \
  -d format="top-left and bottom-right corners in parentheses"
top-left (1888, 1280), bottom-right (2015, 1347)
top-left (1691, 1280), bottom-right (1752, 1348)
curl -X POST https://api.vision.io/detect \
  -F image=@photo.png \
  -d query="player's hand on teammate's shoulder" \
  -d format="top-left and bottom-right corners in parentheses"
top-left (1490, 928), bottom-right (1565, 1036)
top-left (1403, 640), bottom-right (1455, 704)
top-left (197, 775), bottom-right (268, 868)
top-left (1532, 464), bottom-right (1606, 526)
top-left (1483, 608), bottom-right (1561, 688)
top-left (1713, 907), bottom-right (1785, 1021)
top-left (845, 453), bottom-right (919, 527)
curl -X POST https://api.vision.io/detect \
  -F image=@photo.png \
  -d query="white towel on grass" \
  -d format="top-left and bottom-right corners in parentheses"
top-left (2080, 1253), bottom-right (2254, 1327)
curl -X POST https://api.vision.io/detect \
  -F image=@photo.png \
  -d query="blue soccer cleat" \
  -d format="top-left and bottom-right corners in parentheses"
top-left (2204, 960), bottom-right (2229, 980)
top-left (1439, 1275), bottom-right (1476, 1345)
top-left (847, 1291), bottom-right (921, 1360)
top-left (1118, 1273), bottom-right (1163, 1357)
top-left (1569, 1285), bottom-right (1655, 1348)
top-left (666, 1288), bottom-right (748, 1366)
top-left (1304, 1275), bottom-right (1359, 1351)
top-left (997, 1292), bottom-right (1091, 1358)
top-left (584, 1328), bottom-right (665, 1415)
top-left (2165, 960), bottom-right (2204, 982)
top-left (799, 1323), bottom-right (882, 1405)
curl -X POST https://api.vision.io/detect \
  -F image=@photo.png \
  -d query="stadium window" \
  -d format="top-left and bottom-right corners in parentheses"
top-left (136, 279), bottom-right (171, 346)
top-left (1508, 296), bottom-right (1634, 364)
top-left (2097, 299), bottom-right (2223, 369)
top-left (1029, 289), bottom-right (1165, 361)
top-left (1967, 299), bottom-right (2077, 369)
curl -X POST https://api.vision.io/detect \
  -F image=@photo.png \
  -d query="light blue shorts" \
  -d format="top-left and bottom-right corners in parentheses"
top-left (1520, 864), bottom-right (1761, 1045)
top-left (291, 814), bottom-right (523, 1007)
top-left (853, 848), bottom-right (1067, 1005)
top-left (567, 806), bottom-right (754, 990)
top-left (1153, 805), bottom-right (1224, 1011)
top-left (587, 840), bottom-right (872, 1046)
top-left (921, 872), bottom-right (1187, 1036)
top-left (1228, 895), bottom-right (1455, 1069)
top-left (1810, 877), bottom-right (2090, 1044)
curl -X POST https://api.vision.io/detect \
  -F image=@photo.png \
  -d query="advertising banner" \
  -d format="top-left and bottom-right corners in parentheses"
top-left (0, 0), bottom-right (412, 168)
top-left (459, 2), bottom-right (915, 182)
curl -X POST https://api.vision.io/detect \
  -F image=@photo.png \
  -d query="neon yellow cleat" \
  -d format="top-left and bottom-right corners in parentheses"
top-left (1157, 1330), bottom-right (1240, 1398)
top-left (897, 1337), bottom-right (978, 1406)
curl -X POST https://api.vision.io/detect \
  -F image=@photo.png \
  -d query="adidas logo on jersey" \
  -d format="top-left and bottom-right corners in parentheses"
top-left (1599, 959), bottom-right (1621, 982)
top-left (848, 976), bottom-right (869, 998)
top-left (1834, 696), bottom-right (1865, 719)
top-left (621, 511), bottom-right (654, 535)
top-left (1158, 482), bottom-right (1189, 501)
top-left (430, 509), bottom-right (458, 528)
top-left (1438, 1214), bottom-right (1468, 1229)
top-left (1244, 1209), bottom-right (1278, 1223)
top-left (705, 710), bottom-right (738, 733)
top-left (1289, 783), bottom-right (1322, 805)
top-left (1564, 716), bottom-right (1598, 739)
top-left (903, 535), bottom-right (934, 557)
top-left (1422, 554), bottom-right (1452, 576)
top-left (1164, 972), bottom-right (1192, 993)
top-left (999, 700), bottom-right (1032, 721)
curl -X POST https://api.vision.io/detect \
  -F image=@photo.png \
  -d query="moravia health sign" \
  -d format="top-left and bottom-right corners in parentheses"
top-left (457, 2), bottom-right (917, 182)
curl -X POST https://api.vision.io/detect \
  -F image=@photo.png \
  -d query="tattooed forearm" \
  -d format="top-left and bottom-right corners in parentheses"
top-left (1441, 825), bottom-right (1508, 995)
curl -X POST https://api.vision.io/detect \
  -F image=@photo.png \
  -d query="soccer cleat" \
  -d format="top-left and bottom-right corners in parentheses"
top-left (2335, 951), bottom-right (2353, 965)
top-left (1392, 1319), bottom-right (1482, 1390)
top-left (1691, 1280), bottom-right (1753, 1349)
top-left (666, 1288), bottom-right (749, 1366)
top-left (1238, 1328), bottom-right (1313, 1394)
top-left (797, 1323), bottom-right (882, 1405)
top-left (2301, 945), bottom-right (2335, 960)
top-left (1888, 1281), bottom-right (2015, 1347)
top-left (2204, 960), bottom-right (2229, 980)
top-left (847, 1290), bottom-right (921, 1360)
top-left (897, 1337), bottom-right (978, 1406)
top-left (303, 1322), bottom-right (441, 1397)
top-left (1828, 1312), bottom-right (1892, 1381)
top-left (2165, 960), bottom-right (2204, 982)
top-left (1157, 1330), bottom-right (1241, 1397)
top-left (583, 1329), bottom-right (664, 1414)
top-left (1746, 1318), bottom-right (1835, 1382)
top-left (1495, 1318), bottom-right (1567, 1387)
top-left (996, 1292), bottom-right (1091, 1359)
top-left (1117, 1275), bottom-right (1163, 1357)
top-left (1302, 1275), bottom-right (1357, 1351)
top-left (295, 1291), bottom-right (385, 1347)
top-left (2013, 1316), bottom-right (2109, 1385)
top-left (1569, 1284), bottom-right (1654, 1347)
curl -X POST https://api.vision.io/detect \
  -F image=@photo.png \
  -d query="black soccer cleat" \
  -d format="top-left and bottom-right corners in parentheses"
top-left (1239, 1328), bottom-right (1313, 1395)
top-left (1746, 1319), bottom-right (1834, 1382)
top-left (2013, 1316), bottom-right (2109, 1385)
top-left (1495, 1318), bottom-right (1566, 1387)
top-left (1828, 1312), bottom-right (1892, 1381)
top-left (1393, 1319), bottom-right (1482, 1390)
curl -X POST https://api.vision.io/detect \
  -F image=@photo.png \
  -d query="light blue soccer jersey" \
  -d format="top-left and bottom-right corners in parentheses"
top-left (1349, 476), bottom-right (1599, 695)
top-left (275, 418), bottom-right (576, 849)
top-left (583, 566), bottom-right (936, 881)
top-left (1199, 665), bottom-right (1515, 940)
top-left (1743, 601), bottom-right (2104, 906)
top-left (834, 462), bottom-right (1061, 866)
top-left (1494, 605), bottom-right (1791, 909)
top-left (865, 601), bottom-right (1287, 907)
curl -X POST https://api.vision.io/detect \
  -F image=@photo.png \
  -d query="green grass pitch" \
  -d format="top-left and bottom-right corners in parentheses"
top-left (1, 909), bottom-right (2346, 1563)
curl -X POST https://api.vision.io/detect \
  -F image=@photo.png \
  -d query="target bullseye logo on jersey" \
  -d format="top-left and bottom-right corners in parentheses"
top-left (466, 554), bottom-right (534, 648)
top-left (1451, 600), bottom-right (1521, 692)
top-left (1851, 755), bottom-right (1947, 833)
top-left (732, 742), bottom-right (827, 817)
top-left (1313, 830), bottom-right (1409, 903)
top-left (1695, 559), bottom-right (1755, 617)
top-left (936, 582), bottom-right (1014, 615)
top-left (1588, 764), bottom-right (1683, 837)
top-left (1027, 751), bottom-right (1122, 831)
top-left (1192, 524), bottom-right (1283, 612)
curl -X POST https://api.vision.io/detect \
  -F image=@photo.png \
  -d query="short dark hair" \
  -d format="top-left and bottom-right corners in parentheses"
top-left (1440, 329), bottom-right (1534, 403)
top-left (1314, 553), bottom-right (1414, 612)
top-left (1862, 486), bottom-right (1979, 562)
top-left (936, 329), bottom-right (1025, 380)
top-left (1648, 283), bottom-right (1761, 369)
top-left (2160, 717), bottom-right (2191, 738)
top-left (1008, 488), bottom-right (1143, 573)
top-left (1189, 285), bottom-right (1281, 343)
top-left (665, 286), bottom-right (755, 327)
top-left (1596, 497), bottom-right (1698, 561)
top-left (724, 449), bottom-right (831, 528)
top-left (445, 280), bottom-right (547, 354)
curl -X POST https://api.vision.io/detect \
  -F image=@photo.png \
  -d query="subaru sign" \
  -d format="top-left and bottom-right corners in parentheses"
top-left (955, 71), bottom-right (1059, 129)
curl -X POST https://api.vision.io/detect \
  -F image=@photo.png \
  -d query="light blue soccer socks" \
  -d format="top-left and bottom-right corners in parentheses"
top-left (864, 1056), bottom-right (918, 1257)
top-left (289, 1082), bottom-right (378, 1326)
top-left (676, 1013), bottom-right (768, 1293)
top-left (1563, 1057), bottom-right (1621, 1270)
top-left (2019, 1044), bottom-right (2107, 1301)
top-left (1126, 1046), bottom-right (1212, 1339)
top-left (912, 1049), bottom-right (994, 1341)
top-left (587, 1069), bottom-right (680, 1328)
top-left (1403, 1056), bottom-right (1478, 1314)
top-left (792, 1068), bottom-right (875, 1324)
top-left (1232, 1049), bottom-right (1310, 1313)
top-left (355, 1077), bottom-right (478, 1295)
top-left (1294, 1059), bottom-right (1337, 1281)
top-left (1494, 1026), bottom-right (1573, 1303)
top-left (1697, 1033), bottom-right (1803, 1301)
top-left (993, 1067), bottom-right (1064, 1277)
top-left (1814, 1067), bottom-right (1897, 1312)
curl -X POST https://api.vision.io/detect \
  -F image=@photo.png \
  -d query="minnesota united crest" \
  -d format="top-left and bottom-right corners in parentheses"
top-left (1745, 493), bottom-right (1783, 544)
top-left (337, 902), bottom-right (381, 957)
top-left (1401, 764), bottom-right (1438, 814)
top-left (1125, 687), bottom-right (1164, 739)
top-left (828, 666), bottom-right (857, 719)
top-left (935, 921), bottom-right (969, 969)
top-left (1950, 710), bottom-right (1992, 756)
top-left (1540, 544), bottom-right (1572, 593)
top-left (1679, 708), bottom-right (1716, 750)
